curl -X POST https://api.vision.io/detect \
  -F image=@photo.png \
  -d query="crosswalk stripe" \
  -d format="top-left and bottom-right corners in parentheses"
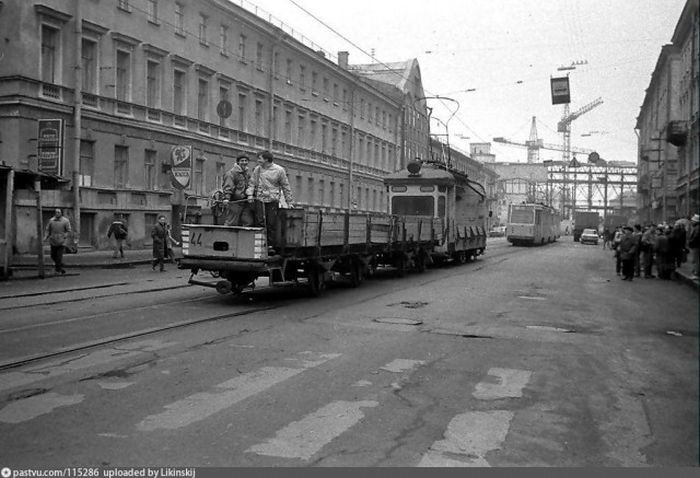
top-left (137, 352), bottom-right (340, 432)
top-left (0, 392), bottom-right (84, 424)
top-left (472, 368), bottom-right (532, 400)
top-left (418, 410), bottom-right (514, 467)
top-left (246, 400), bottom-right (379, 460)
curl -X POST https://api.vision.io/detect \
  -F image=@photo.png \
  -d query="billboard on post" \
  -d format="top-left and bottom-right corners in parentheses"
top-left (37, 119), bottom-right (64, 175)
top-left (550, 77), bottom-right (571, 105)
top-left (170, 144), bottom-right (193, 190)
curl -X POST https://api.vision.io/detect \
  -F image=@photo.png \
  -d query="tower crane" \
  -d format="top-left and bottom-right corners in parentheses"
top-left (557, 97), bottom-right (603, 162)
top-left (493, 116), bottom-right (594, 163)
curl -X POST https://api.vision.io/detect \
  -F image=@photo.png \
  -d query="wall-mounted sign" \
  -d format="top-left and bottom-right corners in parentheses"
top-left (170, 144), bottom-right (193, 190)
top-left (550, 77), bottom-right (571, 105)
top-left (37, 119), bottom-right (64, 175)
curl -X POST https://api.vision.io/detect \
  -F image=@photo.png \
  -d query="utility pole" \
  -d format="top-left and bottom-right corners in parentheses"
top-left (72, 0), bottom-right (82, 245)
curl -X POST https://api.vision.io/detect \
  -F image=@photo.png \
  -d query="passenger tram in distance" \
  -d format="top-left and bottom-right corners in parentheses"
top-left (506, 202), bottom-right (561, 246)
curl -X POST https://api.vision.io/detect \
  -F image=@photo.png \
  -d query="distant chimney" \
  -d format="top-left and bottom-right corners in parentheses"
top-left (338, 51), bottom-right (349, 69)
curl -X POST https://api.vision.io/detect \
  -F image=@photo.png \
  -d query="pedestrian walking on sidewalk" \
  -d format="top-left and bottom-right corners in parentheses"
top-left (44, 208), bottom-right (72, 275)
top-left (107, 214), bottom-right (129, 258)
top-left (165, 224), bottom-right (181, 263)
top-left (151, 215), bottom-right (168, 272)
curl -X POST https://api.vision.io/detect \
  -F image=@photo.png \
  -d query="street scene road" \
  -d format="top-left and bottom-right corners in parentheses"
top-left (0, 237), bottom-right (697, 467)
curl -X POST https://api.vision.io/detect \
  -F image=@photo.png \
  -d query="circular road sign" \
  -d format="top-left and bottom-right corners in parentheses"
top-left (217, 100), bottom-right (233, 119)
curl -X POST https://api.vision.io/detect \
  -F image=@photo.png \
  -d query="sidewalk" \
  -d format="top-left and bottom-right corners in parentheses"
top-left (5, 247), bottom-right (182, 280)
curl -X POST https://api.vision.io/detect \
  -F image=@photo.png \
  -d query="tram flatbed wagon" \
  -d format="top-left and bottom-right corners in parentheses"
top-left (180, 208), bottom-right (438, 296)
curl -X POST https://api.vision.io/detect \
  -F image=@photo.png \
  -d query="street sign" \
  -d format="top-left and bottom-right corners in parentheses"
top-left (170, 145), bottom-right (193, 190)
top-left (550, 77), bottom-right (571, 105)
top-left (216, 100), bottom-right (233, 119)
top-left (37, 119), bottom-right (64, 175)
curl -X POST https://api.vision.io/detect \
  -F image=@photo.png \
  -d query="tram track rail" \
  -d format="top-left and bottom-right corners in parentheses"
top-left (0, 240), bottom-right (530, 373)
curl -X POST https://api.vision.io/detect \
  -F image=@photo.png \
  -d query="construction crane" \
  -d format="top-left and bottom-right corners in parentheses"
top-left (558, 97), bottom-right (603, 162)
top-left (493, 116), bottom-right (594, 163)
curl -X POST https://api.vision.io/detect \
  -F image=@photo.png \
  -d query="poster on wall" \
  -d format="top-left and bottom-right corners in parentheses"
top-left (37, 119), bottom-right (64, 175)
top-left (170, 144), bottom-right (193, 190)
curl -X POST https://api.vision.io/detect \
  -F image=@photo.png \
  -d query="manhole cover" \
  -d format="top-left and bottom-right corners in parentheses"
top-left (373, 318), bottom-right (423, 326)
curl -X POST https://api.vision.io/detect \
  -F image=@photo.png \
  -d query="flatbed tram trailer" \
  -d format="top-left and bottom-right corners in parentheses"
top-left (506, 203), bottom-right (561, 246)
top-left (180, 162), bottom-right (486, 296)
top-left (180, 209), bottom-right (437, 296)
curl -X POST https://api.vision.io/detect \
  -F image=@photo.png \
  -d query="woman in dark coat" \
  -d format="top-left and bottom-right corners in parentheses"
top-left (151, 215), bottom-right (168, 272)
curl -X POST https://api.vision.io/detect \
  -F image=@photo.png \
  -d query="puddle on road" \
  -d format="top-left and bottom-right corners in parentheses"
top-left (373, 318), bottom-right (423, 326)
top-left (525, 325), bottom-right (575, 333)
top-left (387, 301), bottom-right (430, 309)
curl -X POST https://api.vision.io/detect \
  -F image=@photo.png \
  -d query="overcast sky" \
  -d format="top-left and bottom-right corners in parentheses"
top-left (237, 0), bottom-right (687, 164)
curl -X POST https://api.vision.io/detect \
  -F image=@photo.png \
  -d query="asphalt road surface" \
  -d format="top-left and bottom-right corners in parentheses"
top-left (0, 237), bottom-right (697, 467)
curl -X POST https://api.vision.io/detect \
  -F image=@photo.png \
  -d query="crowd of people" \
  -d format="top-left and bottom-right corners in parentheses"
top-left (605, 214), bottom-right (699, 282)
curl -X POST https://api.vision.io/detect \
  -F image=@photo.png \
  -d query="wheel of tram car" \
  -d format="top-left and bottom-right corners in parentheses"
top-left (350, 258), bottom-right (364, 288)
top-left (395, 253), bottom-right (408, 277)
top-left (415, 251), bottom-right (427, 273)
top-left (307, 267), bottom-right (326, 297)
top-left (455, 251), bottom-right (467, 265)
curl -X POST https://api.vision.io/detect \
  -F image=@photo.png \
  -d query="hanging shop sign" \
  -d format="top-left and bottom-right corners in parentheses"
top-left (37, 119), bottom-right (64, 175)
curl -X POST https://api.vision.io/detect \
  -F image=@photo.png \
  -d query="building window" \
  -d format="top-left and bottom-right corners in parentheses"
top-left (79, 140), bottom-right (94, 187)
top-left (321, 123), bottom-right (328, 153)
top-left (198, 14), bottom-right (208, 45)
top-left (219, 25), bottom-right (228, 55)
top-left (219, 83), bottom-right (229, 127)
top-left (116, 49), bottom-right (131, 102)
top-left (146, 60), bottom-right (161, 108)
top-left (144, 149), bottom-right (156, 190)
top-left (198, 78), bottom-right (209, 121)
top-left (147, 0), bottom-right (158, 23)
top-left (194, 158), bottom-right (205, 195)
top-left (299, 65), bottom-right (306, 89)
top-left (238, 34), bottom-right (247, 61)
top-left (238, 93), bottom-right (247, 131)
top-left (114, 145), bottom-right (129, 188)
top-left (330, 181), bottom-right (336, 208)
top-left (271, 105), bottom-right (278, 140)
top-left (285, 58), bottom-right (293, 82)
top-left (175, 2), bottom-right (184, 36)
top-left (173, 69), bottom-right (186, 116)
top-left (331, 128), bottom-right (338, 156)
top-left (81, 38), bottom-right (97, 94)
top-left (359, 99), bottom-right (365, 119)
top-left (375, 106), bottom-right (380, 125)
top-left (273, 51), bottom-right (280, 76)
top-left (333, 83), bottom-right (338, 102)
top-left (310, 118), bottom-right (317, 148)
top-left (308, 178), bottom-right (315, 205)
top-left (323, 77), bottom-right (329, 97)
top-left (284, 110), bottom-right (293, 142)
top-left (256, 42), bottom-right (264, 69)
top-left (297, 115), bottom-right (306, 144)
top-left (254, 99), bottom-right (264, 136)
top-left (311, 71), bottom-right (318, 93)
top-left (215, 161), bottom-right (225, 189)
top-left (41, 25), bottom-right (59, 84)
top-left (319, 179), bottom-right (326, 206)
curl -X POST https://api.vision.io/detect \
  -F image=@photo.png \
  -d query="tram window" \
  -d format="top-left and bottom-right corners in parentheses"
top-left (438, 185), bottom-right (446, 192)
top-left (391, 196), bottom-right (434, 216)
top-left (391, 185), bottom-right (407, 192)
top-left (419, 186), bottom-right (435, 192)
top-left (510, 206), bottom-right (535, 224)
top-left (438, 196), bottom-right (446, 218)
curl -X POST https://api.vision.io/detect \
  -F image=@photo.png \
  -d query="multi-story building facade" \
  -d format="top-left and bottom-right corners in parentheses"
top-left (636, 0), bottom-right (699, 223)
top-left (0, 0), bottom-right (430, 253)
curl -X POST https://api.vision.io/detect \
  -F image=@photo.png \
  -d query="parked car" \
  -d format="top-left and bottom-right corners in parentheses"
top-left (489, 226), bottom-right (506, 237)
top-left (579, 228), bottom-right (599, 245)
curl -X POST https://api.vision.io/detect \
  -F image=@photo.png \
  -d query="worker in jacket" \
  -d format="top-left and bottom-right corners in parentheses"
top-left (246, 150), bottom-right (294, 250)
top-left (221, 154), bottom-right (254, 226)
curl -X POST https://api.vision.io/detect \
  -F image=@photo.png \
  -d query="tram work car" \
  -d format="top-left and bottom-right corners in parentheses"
top-left (179, 161), bottom-right (487, 296)
top-left (506, 202), bottom-right (561, 246)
